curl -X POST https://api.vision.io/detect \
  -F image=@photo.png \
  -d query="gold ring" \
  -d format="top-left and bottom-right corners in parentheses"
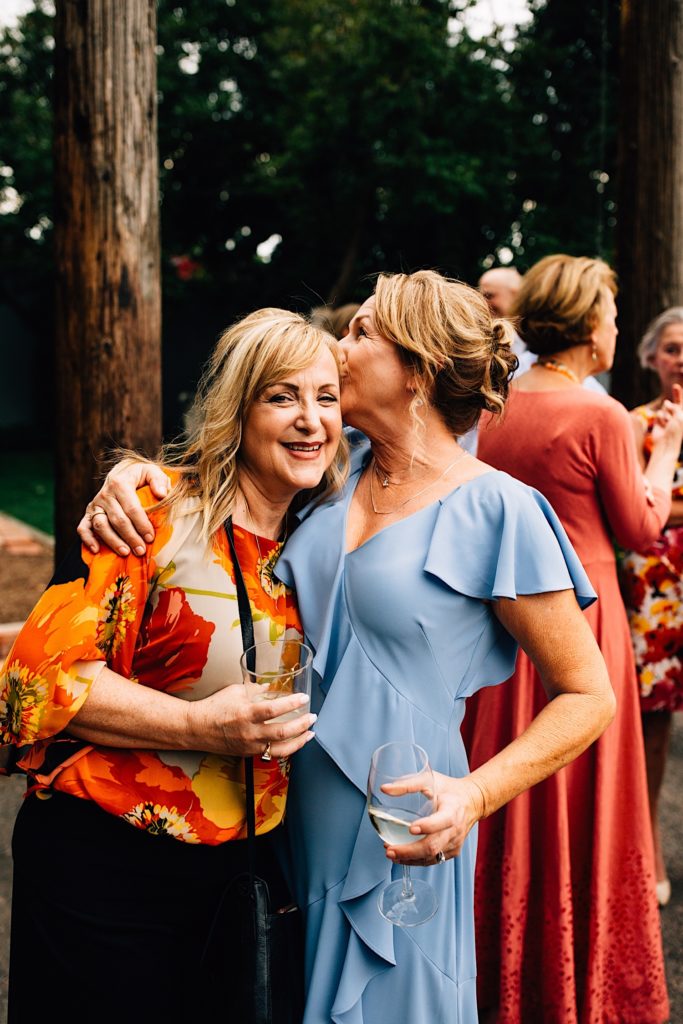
top-left (88, 505), bottom-right (106, 523)
top-left (261, 742), bottom-right (272, 762)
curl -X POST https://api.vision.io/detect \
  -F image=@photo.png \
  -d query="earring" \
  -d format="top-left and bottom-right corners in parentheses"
top-left (591, 344), bottom-right (598, 363)
top-left (414, 397), bottom-right (424, 407)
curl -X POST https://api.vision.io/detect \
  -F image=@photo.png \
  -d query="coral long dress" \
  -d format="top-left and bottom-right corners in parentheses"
top-left (462, 387), bottom-right (671, 1024)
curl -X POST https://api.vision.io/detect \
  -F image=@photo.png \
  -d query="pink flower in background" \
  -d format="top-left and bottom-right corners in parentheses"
top-left (170, 254), bottom-right (201, 280)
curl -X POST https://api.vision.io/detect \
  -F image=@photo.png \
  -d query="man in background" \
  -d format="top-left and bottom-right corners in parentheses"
top-left (478, 266), bottom-right (534, 374)
top-left (478, 264), bottom-right (606, 390)
top-left (461, 263), bottom-right (606, 454)
top-left (479, 266), bottom-right (522, 317)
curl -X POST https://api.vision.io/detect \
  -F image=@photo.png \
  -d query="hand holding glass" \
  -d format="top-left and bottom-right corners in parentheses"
top-left (367, 741), bottom-right (438, 927)
top-left (241, 639), bottom-right (312, 723)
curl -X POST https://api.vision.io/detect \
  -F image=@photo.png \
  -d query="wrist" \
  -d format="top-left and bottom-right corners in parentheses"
top-left (646, 451), bottom-right (677, 482)
top-left (465, 774), bottom-right (489, 821)
top-left (183, 699), bottom-right (208, 751)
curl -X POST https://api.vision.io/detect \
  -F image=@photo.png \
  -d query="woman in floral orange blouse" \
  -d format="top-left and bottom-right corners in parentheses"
top-left (1, 308), bottom-right (344, 1023)
top-left (619, 306), bottom-right (683, 908)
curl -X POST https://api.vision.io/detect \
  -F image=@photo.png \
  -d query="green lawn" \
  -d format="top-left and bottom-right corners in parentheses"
top-left (0, 450), bottom-right (54, 535)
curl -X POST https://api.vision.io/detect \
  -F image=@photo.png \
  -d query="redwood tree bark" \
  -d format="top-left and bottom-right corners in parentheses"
top-left (53, 0), bottom-right (161, 561)
top-left (613, 0), bottom-right (683, 408)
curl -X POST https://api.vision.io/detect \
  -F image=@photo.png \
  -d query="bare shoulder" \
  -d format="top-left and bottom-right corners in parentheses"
top-left (460, 455), bottom-right (498, 482)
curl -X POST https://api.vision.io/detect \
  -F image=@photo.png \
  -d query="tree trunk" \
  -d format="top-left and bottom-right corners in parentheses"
top-left (326, 196), bottom-right (368, 305)
top-left (613, 0), bottom-right (683, 408)
top-left (53, 0), bottom-right (161, 562)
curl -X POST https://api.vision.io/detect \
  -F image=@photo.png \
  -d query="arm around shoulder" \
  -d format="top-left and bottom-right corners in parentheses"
top-left (77, 457), bottom-right (171, 556)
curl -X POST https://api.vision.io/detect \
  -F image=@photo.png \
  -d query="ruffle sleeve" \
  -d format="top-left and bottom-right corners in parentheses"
top-left (425, 471), bottom-right (596, 607)
top-left (277, 469), bottom-right (596, 1022)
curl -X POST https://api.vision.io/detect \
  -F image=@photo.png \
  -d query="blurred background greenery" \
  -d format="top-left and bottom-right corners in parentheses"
top-left (0, 0), bottom-right (618, 531)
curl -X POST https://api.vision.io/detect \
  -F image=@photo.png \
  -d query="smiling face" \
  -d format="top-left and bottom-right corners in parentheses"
top-left (650, 322), bottom-right (683, 397)
top-left (338, 297), bottom-right (413, 430)
top-left (239, 346), bottom-right (342, 502)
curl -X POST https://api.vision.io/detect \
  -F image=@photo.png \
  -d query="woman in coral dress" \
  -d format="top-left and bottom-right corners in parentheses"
top-left (462, 255), bottom-right (682, 1024)
top-left (619, 306), bottom-right (683, 909)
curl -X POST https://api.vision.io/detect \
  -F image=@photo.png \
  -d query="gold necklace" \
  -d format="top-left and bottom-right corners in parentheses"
top-left (369, 452), bottom-right (468, 515)
top-left (536, 358), bottom-right (580, 384)
top-left (241, 497), bottom-right (288, 616)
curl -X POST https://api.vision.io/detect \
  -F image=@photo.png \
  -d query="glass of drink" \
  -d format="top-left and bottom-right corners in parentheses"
top-left (241, 639), bottom-right (312, 723)
top-left (367, 741), bottom-right (438, 927)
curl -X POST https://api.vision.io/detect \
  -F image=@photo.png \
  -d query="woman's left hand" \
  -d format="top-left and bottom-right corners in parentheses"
top-left (382, 771), bottom-right (484, 867)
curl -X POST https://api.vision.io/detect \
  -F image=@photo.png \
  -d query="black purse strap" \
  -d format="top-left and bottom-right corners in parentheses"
top-left (225, 517), bottom-right (258, 880)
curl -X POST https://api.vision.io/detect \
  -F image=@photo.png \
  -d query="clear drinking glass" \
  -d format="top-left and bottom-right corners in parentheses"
top-left (367, 741), bottom-right (438, 927)
top-left (241, 639), bottom-right (313, 722)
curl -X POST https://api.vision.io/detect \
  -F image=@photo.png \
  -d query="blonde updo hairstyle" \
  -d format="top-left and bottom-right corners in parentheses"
top-left (512, 254), bottom-right (617, 355)
top-left (372, 270), bottom-right (518, 438)
top-left (156, 308), bottom-right (348, 539)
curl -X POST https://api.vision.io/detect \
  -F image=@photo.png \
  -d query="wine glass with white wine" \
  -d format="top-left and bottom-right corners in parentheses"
top-left (367, 741), bottom-right (438, 927)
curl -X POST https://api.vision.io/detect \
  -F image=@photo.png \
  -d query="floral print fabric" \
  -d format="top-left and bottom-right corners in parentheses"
top-left (619, 404), bottom-right (683, 712)
top-left (0, 482), bottom-right (303, 843)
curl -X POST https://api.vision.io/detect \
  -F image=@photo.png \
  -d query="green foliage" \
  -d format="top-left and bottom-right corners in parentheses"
top-left (153, 0), bottom-right (521, 305)
top-left (497, 0), bottom-right (619, 270)
top-left (0, 0), bottom-right (54, 329)
top-left (0, 0), bottom-right (619, 418)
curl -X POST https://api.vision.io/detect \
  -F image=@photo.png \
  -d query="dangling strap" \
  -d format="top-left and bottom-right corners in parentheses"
top-left (225, 517), bottom-right (258, 882)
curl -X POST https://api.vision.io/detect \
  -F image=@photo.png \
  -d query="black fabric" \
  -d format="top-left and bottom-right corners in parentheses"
top-left (226, 517), bottom-right (257, 870)
top-left (9, 790), bottom-right (288, 1024)
top-left (48, 537), bottom-right (90, 587)
top-left (220, 518), bottom-right (305, 1024)
top-left (203, 872), bottom-right (304, 1024)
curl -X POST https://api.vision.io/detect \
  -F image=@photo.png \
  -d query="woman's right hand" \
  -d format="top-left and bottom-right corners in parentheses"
top-left (77, 460), bottom-right (169, 556)
top-left (650, 383), bottom-right (683, 453)
top-left (188, 684), bottom-right (316, 760)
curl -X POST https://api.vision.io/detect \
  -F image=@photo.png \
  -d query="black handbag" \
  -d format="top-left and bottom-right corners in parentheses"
top-left (202, 518), bottom-right (305, 1024)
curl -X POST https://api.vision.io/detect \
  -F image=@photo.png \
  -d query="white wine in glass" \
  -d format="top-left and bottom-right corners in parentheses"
top-left (241, 639), bottom-right (312, 723)
top-left (367, 741), bottom-right (438, 927)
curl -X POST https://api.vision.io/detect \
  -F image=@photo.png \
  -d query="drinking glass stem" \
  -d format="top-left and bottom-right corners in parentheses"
top-left (401, 865), bottom-right (415, 901)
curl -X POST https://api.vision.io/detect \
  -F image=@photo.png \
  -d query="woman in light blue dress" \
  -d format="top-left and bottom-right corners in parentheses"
top-left (78, 270), bottom-right (615, 1024)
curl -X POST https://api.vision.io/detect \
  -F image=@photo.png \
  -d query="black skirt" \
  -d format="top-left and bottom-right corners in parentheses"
top-left (9, 790), bottom-right (290, 1023)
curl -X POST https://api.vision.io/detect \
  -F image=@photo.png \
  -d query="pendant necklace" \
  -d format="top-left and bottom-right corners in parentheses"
top-left (370, 451), bottom-right (469, 515)
top-left (536, 358), bottom-right (580, 384)
top-left (242, 496), bottom-right (288, 616)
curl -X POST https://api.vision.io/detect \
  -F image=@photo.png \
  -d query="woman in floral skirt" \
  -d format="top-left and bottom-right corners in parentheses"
top-left (620, 306), bottom-right (683, 907)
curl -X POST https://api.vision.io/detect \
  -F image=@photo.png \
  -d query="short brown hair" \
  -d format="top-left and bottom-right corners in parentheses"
top-left (373, 270), bottom-right (518, 438)
top-left (513, 254), bottom-right (617, 356)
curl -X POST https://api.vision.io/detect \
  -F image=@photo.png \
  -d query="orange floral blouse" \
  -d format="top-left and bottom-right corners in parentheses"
top-left (0, 482), bottom-right (303, 845)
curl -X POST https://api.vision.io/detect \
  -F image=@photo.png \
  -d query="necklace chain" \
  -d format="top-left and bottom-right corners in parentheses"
top-left (241, 496), bottom-right (287, 617)
top-left (536, 358), bottom-right (580, 384)
top-left (369, 452), bottom-right (468, 515)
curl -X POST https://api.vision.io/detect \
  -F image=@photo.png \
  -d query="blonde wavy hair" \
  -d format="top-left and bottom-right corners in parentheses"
top-left (372, 270), bottom-right (518, 438)
top-left (154, 308), bottom-right (348, 539)
top-left (512, 254), bottom-right (617, 355)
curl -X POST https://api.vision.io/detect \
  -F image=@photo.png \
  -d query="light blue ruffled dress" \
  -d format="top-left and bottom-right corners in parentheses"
top-left (275, 441), bottom-right (595, 1024)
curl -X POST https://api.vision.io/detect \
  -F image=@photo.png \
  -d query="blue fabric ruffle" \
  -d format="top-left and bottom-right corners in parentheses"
top-left (276, 441), bottom-right (596, 1023)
